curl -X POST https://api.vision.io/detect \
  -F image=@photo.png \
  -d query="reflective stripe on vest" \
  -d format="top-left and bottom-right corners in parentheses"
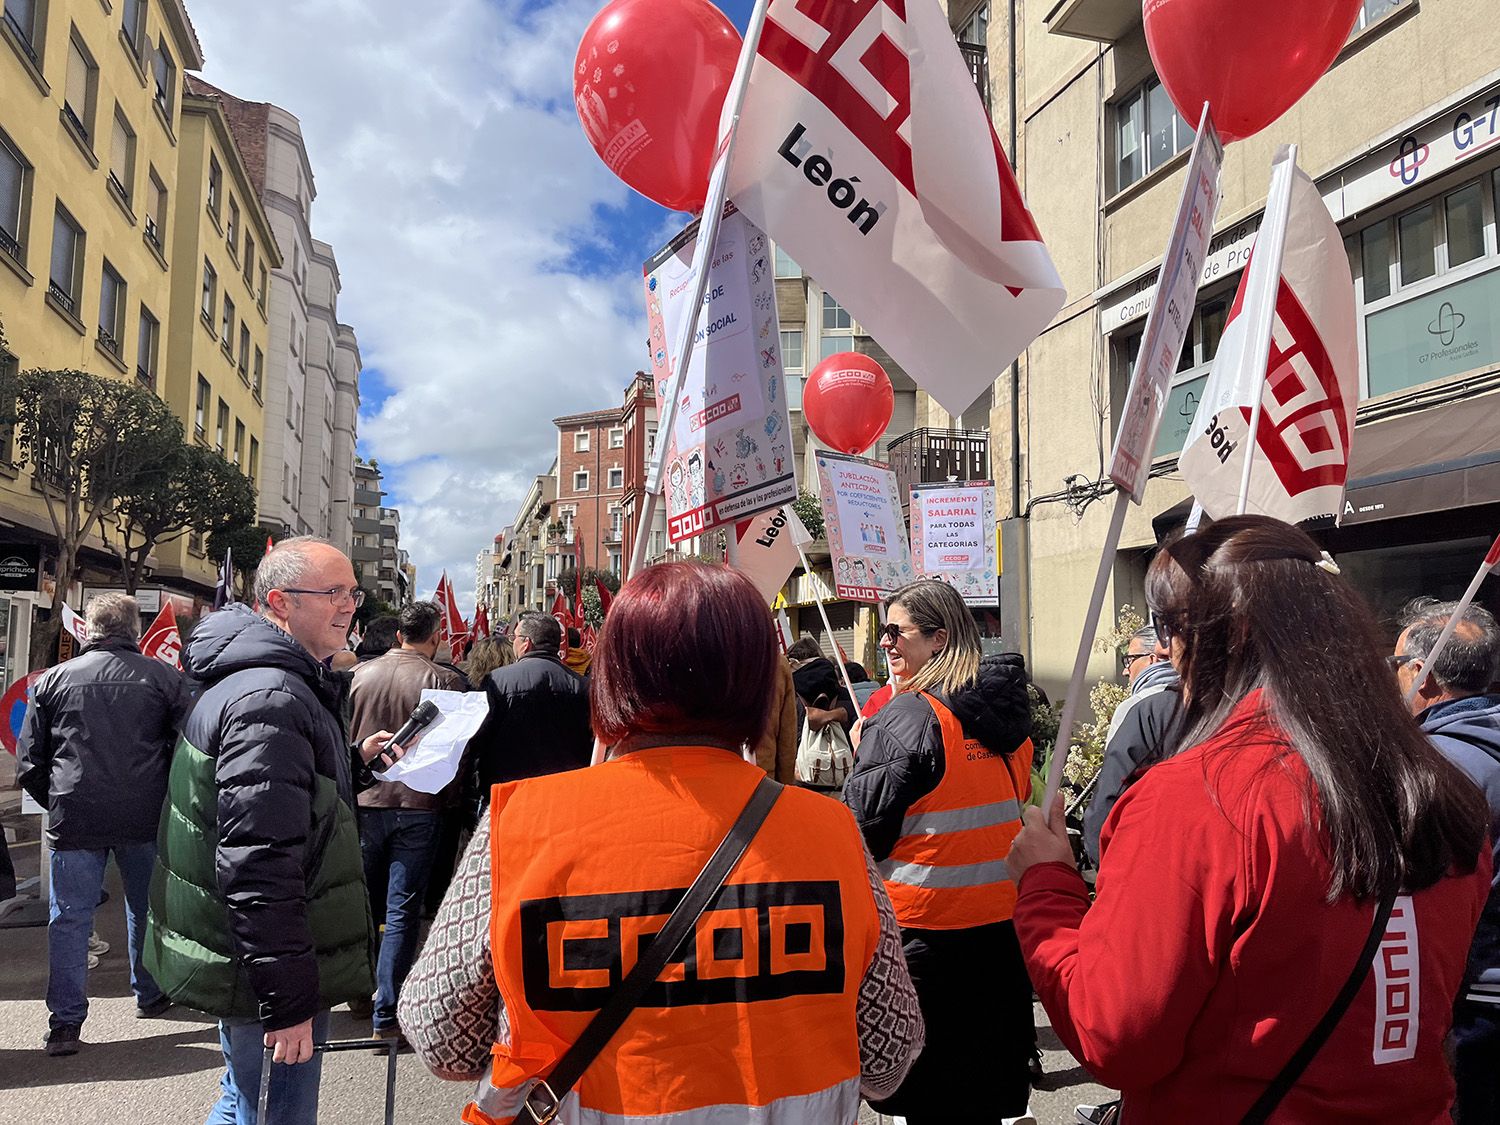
top-left (471, 746), bottom-right (878, 1125)
top-left (468, 1077), bottom-right (861, 1124)
top-left (880, 692), bottom-right (1031, 930)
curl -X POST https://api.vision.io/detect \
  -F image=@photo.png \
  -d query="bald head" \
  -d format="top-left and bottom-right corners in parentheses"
top-left (1396, 597), bottom-right (1500, 706)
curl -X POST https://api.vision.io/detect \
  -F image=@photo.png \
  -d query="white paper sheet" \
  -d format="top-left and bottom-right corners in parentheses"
top-left (374, 689), bottom-right (489, 795)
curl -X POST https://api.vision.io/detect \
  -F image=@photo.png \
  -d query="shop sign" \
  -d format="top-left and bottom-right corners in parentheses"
top-left (0, 544), bottom-right (40, 592)
top-left (1366, 267), bottom-right (1500, 397)
top-left (1101, 216), bottom-right (1258, 334)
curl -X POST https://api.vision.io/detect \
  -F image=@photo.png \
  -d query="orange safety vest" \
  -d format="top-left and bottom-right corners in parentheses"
top-left (877, 691), bottom-right (1033, 930)
top-left (465, 745), bottom-right (881, 1125)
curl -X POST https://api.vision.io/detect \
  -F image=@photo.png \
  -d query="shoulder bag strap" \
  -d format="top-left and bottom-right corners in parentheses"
top-left (521, 775), bottom-right (783, 1124)
top-left (1240, 889), bottom-right (1399, 1125)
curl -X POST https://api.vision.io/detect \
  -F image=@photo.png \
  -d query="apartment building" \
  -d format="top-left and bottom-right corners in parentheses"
top-left (551, 408), bottom-right (627, 579)
top-left (957, 0), bottom-right (1500, 691)
top-left (494, 466), bottom-right (557, 620)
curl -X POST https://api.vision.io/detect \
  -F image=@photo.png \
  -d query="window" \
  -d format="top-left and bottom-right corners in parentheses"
top-left (610, 507), bottom-right (624, 537)
top-left (820, 293), bottom-right (853, 361)
top-left (232, 419), bottom-right (245, 468)
top-left (252, 346), bottom-right (263, 396)
top-left (248, 436), bottom-right (259, 483)
top-left (151, 37), bottom-right (175, 118)
top-left (97, 261), bottom-right (124, 356)
top-left (780, 328), bottom-right (804, 371)
top-left (1112, 292), bottom-right (1232, 460)
top-left (243, 234), bottom-right (254, 283)
top-left (607, 467), bottom-right (624, 489)
top-left (144, 167), bottom-right (165, 251)
top-left (238, 323), bottom-right (250, 375)
top-left (609, 427), bottom-right (624, 449)
top-left (1356, 0), bottom-right (1402, 29)
top-left (574, 430), bottom-right (590, 452)
top-left (215, 399), bottom-right (229, 454)
top-left (226, 196), bottom-right (240, 258)
top-left (49, 205), bottom-right (84, 315)
top-left (63, 32), bottom-right (97, 146)
top-left (3, 0), bottom-right (40, 60)
top-left (222, 295), bottom-right (235, 347)
top-left (257, 262), bottom-right (267, 311)
top-left (1114, 77), bottom-right (1192, 192)
top-left (207, 154), bottom-right (222, 219)
top-left (122, 0), bottom-right (146, 56)
top-left (0, 131), bottom-right (28, 263)
top-left (195, 375), bottom-right (210, 437)
top-left (136, 305), bottom-right (158, 388)
top-left (1354, 174), bottom-right (1498, 305)
top-left (201, 258), bottom-right (216, 321)
top-left (108, 107), bottom-right (135, 206)
top-left (573, 470), bottom-right (589, 492)
top-left (774, 246), bottom-right (801, 278)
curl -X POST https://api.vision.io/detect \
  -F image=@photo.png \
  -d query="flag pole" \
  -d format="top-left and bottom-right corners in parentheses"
top-left (1040, 488), bottom-right (1130, 809)
top-left (627, 0), bottom-right (772, 579)
top-left (794, 544), bottom-right (863, 708)
top-left (1405, 532), bottom-right (1500, 704)
top-left (1234, 145), bottom-right (1298, 516)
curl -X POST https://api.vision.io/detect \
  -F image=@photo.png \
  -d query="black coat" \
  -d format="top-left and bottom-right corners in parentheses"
top-left (842, 653), bottom-right (1032, 861)
top-left (17, 636), bottom-right (190, 850)
top-left (181, 604), bottom-right (373, 1028)
top-left (470, 650), bottom-right (592, 789)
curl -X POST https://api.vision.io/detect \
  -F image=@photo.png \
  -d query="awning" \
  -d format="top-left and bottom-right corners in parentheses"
top-left (1341, 392), bottom-right (1500, 525)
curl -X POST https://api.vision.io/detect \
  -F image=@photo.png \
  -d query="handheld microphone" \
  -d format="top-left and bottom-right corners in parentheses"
top-left (388, 700), bottom-right (441, 752)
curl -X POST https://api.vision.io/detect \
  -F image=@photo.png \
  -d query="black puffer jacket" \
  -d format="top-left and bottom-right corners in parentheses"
top-left (17, 636), bottom-right (190, 849)
top-left (178, 604), bottom-right (374, 1029)
top-left (470, 651), bottom-right (592, 789)
top-left (843, 654), bottom-right (1032, 861)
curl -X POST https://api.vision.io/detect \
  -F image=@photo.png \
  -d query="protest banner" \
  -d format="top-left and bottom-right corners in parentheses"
top-left (724, 0), bottom-right (1064, 416)
top-left (733, 505), bottom-right (805, 606)
top-left (815, 452), bottom-right (913, 603)
top-left (910, 481), bottom-right (998, 606)
top-left (140, 602), bottom-right (183, 670)
top-left (644, 206), bottom-right (797, 544)
top-left (1179, 146), bottom-right (1358, 523)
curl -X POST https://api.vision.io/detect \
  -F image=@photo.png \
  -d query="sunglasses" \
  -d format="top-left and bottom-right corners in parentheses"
top-left (1151, 612), bottom-right (1176, 644)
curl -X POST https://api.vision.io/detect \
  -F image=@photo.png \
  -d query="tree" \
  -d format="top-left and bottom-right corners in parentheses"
top-left (208, 522), bottom-right (282, 599)
top-left (792, 490), bottom-right (825, 541)
top-left (0, 367), bottom-right (180, 610)
top-left (108, 441), bottom-right (257, 594)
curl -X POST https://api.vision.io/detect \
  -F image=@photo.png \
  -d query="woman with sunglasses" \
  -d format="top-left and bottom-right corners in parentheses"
top-left (1009, 515), bottom-right (1491, 1121)
top-left (842, 579), bottom-right (1037, 1123)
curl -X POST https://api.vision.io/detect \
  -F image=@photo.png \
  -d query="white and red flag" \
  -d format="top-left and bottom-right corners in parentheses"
top-left (472, 604), bottom-right (491, 641)
top-left (434, 572), bottom-right (470, 663)
top-left (724, 0), bottom-right (1065, 415)
top-left (1179, 149), bottom-right (1358, 524)
top-left (140, 602), bottom-right (182, 670)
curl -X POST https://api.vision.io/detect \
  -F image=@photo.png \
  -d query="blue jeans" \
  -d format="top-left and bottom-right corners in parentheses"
top-left (358, 808), bottom-right (439, 1029)
top-left (206, 1011), bottom-right (330, 1125)
top-left (47, 843), bottom-right (163, 1029)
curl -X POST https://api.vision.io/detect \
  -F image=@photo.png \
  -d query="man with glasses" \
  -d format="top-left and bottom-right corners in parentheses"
top-left (1393, 598), bottom-right (1500, 1123)
top-left (1081, 621), bottom-right (1181, 865)
top-left (145, 537), bottom-right (399, 1125)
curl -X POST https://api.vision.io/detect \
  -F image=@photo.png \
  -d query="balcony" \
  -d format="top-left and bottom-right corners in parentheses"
top-left (888, 428), bottom-right (991, 510)
top-left (351, 544), bottom-right (381, 563)
top-left (1043, 0), bottom-right (1141, 43)
top-left (957, 41), bottom-right (990, 113)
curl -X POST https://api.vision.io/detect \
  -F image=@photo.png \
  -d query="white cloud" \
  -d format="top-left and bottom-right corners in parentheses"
top-left (190, 0), bottom-right (654, 608)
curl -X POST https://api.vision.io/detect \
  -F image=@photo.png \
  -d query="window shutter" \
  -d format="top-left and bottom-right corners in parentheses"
top-left (65, 41), bottom-right (89, 118)
top-left (111, 115), bottom-right (129, 182)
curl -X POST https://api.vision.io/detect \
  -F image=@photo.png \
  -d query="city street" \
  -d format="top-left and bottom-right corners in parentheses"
top-left (0, 775), bottom-right (1115, 1125)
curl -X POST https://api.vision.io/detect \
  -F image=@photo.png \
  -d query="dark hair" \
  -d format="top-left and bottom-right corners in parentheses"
top-left (397, 600), bottom-right (442, 645)
top-left (785, 637), bottom-right (822, 663)
top-left (591, 562), bottom-right (776, 748)
top-left (355, 615), bottom-right (400, 660)
top-left (567, 626), bottom-right (582, 649)
top-left (1145, 515), bottom-right (1485, 901)
top-left (844, 661), bottom-right (869, 682)
top-left (515, 610), bottom-right (562, 654)
top-left (1398, 597), bottom-right (1500, 696)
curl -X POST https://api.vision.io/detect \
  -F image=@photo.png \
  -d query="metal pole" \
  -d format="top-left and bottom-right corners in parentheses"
top-left (1041, 489), bottom-right (1130, 810)
top-left (1405, 537), bottom-right (1499, 704)
top-left (627, 0), bottom-right (773, 578)
top-left (795, 545), bottom-right (862, 708)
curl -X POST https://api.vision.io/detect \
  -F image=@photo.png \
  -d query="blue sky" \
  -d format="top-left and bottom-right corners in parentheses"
top-left (190, 0), bottom-right (759, 609)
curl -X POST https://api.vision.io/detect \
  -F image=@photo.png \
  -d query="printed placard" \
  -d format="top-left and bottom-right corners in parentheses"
top-left (910, 481), bottom-right (998, 606)
top-left (815, 452), bottom-right (913, 602)
top-left (644, 207), bottom-right (797, 543)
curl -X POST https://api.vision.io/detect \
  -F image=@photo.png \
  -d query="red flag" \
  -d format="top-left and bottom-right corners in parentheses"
top-left (593, 577), bottom-right (613, 616)
top-left (265, 535), bottom-right (274, 555)
top-left (140, 603), bottom-right (182, 671)
top-left (473, 604), bottom-right (490, 640)
top-left (582, 623), bottom-right (598, 654)
top-left (550, 590), bottom-right (573, 658)
top-left (435, 572), bottom-right (470, 662)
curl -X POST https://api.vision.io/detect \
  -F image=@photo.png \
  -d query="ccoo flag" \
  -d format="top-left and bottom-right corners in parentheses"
top-left (140, 602), bottom-right (183, 670)
top-left (1179, 150), bottom-right (1358, 525)
top-left (725, 0), bottom-right (1065, 416)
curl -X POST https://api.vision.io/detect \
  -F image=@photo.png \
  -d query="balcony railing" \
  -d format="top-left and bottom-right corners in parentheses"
top-left (0, 225), bottom-right (21, 263)
top-left (47, 280), bottom-right (76, 315)
top-left (136, 364), bottom-right (154, 389)
top-left (144, 217), bottom-right (162, 250)
top-left (888, 427), bottom-right (991, 509)
top-left (957, 41), bottom-right (990, 113)
top-left (62, 103), bottom-right (90, 145)
top-left (97, 326), bottom-right (121, 358)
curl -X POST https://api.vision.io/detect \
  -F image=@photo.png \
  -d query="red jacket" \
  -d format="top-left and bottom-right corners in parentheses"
top-left (1016, 691), bottom-right (1491, 1123)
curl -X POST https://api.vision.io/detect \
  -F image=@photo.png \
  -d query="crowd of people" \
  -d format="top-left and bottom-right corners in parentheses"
top-left (8, 517), bottom-right (1499, 1123)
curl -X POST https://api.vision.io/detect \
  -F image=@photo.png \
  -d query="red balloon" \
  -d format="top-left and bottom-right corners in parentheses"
top-left (804, 353), bottom-right (895, 456)
top-left (573, 0), bottom-right (740, 213)
top-left (1144, 0), bottom-right (1362, 143)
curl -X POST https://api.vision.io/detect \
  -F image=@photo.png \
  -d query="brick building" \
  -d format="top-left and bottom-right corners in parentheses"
top-left (550, 407), bottom-right (627, 579)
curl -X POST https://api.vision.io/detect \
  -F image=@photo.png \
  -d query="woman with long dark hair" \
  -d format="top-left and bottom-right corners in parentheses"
top-left (842, 578), bottom-right (1037, 1123)
top-left (1010, 515), bottom-right (1491, 1121)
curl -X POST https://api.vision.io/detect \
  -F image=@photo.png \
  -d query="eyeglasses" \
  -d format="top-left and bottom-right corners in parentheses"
top-left (1120, 651), bottom-right (1151, 672)
top-left (280, 585), bottom-right (366, 608)
top-left (1386, 653), bottom-right (1419, 671)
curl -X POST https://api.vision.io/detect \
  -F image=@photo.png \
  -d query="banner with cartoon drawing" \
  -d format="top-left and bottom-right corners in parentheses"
top-left (644, 205), bottom-right (797, 544)
top-left (910, 481), bottom-right (998, 606)
top-left (815, 451), bottom-right (914, 602)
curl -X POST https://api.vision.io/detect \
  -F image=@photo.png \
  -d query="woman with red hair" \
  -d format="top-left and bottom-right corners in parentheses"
top-left (399, 562), bottom-right (923, 1123)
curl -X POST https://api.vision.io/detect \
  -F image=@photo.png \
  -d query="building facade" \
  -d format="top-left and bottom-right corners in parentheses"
top-left (551, 408), bottom-right (627, 579)
top-left (963, 0), bottom-right (1500, 692)
top-left (493, 465), bottom-right (556, 620)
